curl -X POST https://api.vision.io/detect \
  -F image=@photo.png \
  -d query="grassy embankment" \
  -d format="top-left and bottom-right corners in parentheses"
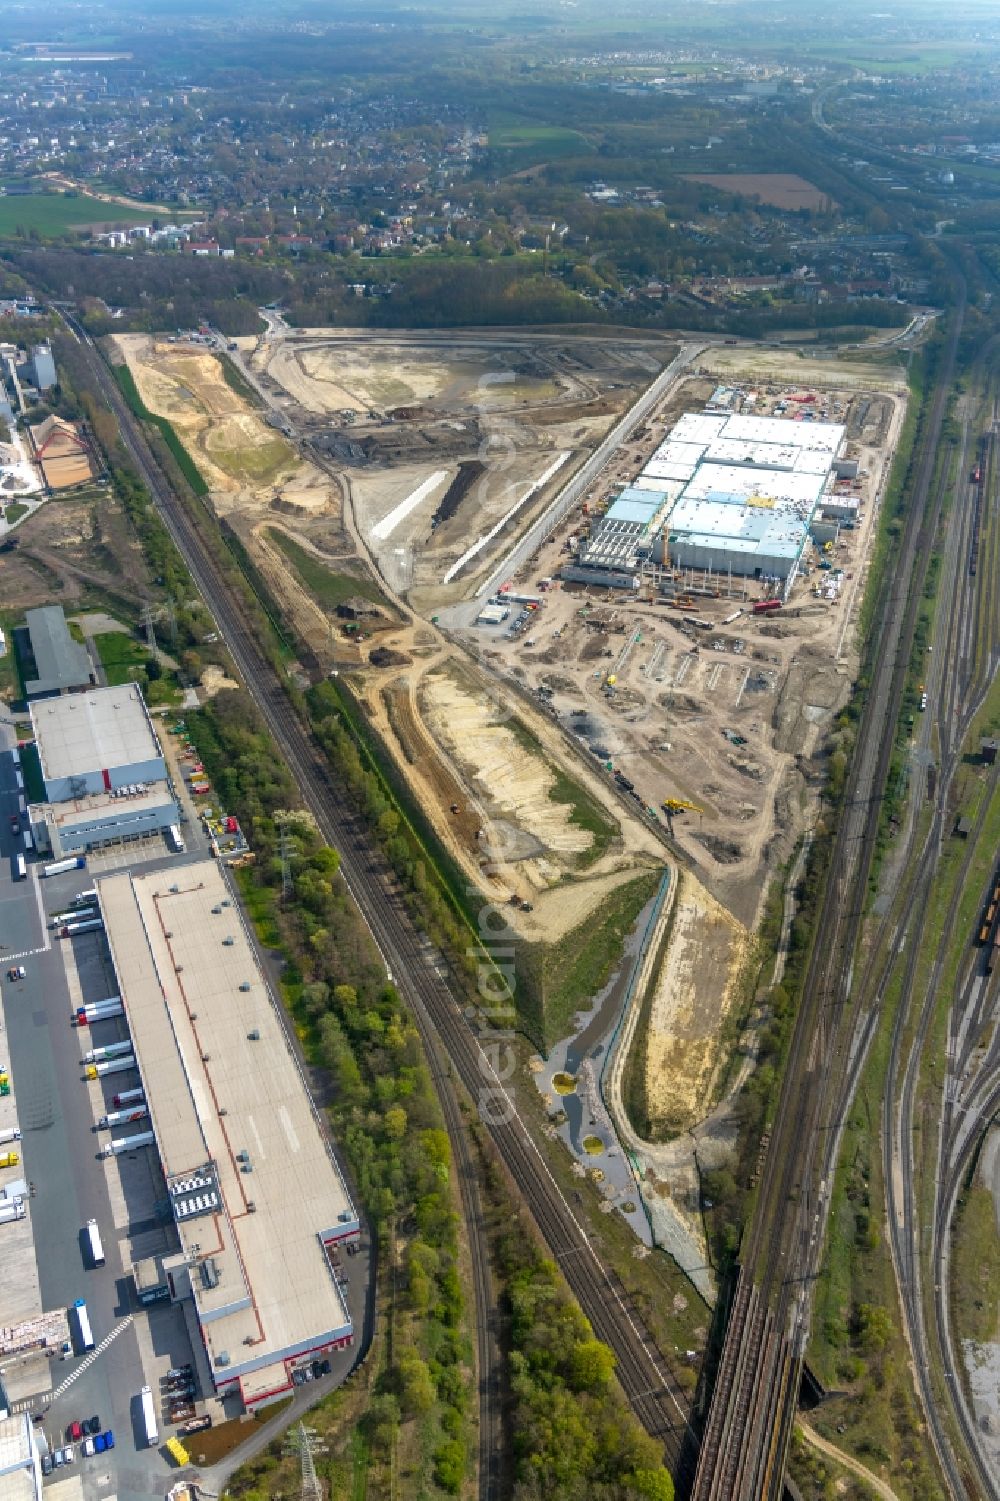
top-left (113, 362), bottom-right (209, 497)
top-left (266, 526), bottom-right (390, 609)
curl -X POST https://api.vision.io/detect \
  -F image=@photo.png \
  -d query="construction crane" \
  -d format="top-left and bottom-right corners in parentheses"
top-left (661, 798), bottom-right (703, 834)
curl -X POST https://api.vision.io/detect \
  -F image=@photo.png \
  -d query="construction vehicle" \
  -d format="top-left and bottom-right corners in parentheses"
top-left (661, 797), bottom-right (703, 833)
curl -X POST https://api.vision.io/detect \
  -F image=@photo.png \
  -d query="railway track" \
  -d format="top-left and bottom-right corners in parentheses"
top-left (691, 283), bottom-right (968, 1500)
top-left (808, 339), bottom-right (1000, 1500)
top-left (879, 352), bottom-right (1000, 1501)
top-left (65, 318), bottom-right (698, 1490)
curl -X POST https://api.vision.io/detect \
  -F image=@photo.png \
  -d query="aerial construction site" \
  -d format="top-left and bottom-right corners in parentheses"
top-left (109, 324), bottom-right (908, 1287)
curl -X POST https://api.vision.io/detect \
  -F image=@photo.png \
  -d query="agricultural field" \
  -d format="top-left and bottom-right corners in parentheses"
top-left (0, 189), bottom-right (152, 236)
top-left (682, 173), bottom-right (836, 212)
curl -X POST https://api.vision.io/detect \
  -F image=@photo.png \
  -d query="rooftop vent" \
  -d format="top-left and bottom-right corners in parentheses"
top-left (239, 982), bottom-right (251, 993)
top-left (247, 1029), bottom-right (260, 1041)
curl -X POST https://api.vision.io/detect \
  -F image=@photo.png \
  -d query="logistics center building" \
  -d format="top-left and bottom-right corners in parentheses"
top-left (96, 859), bottom-right (358, 1408)
top-left (562, 407), bottom-right (847, 589)
top-left (27, 683), bottom-right (179, 856)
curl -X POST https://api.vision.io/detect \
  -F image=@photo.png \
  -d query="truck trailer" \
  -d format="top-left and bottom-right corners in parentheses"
top-left (61, 918), bottom-right (104, 938)
top-left (85, 1055), bottom-right (136, 1080)
top-left (42, 856), bottom-right (86, 877)
top-left (102, 1130), bottom-right (155, 1159)
top-left (0, 1199), bottom-right (25, 1225)
top-left (98, 1106), bottom-right (149, 1130)
top-left (51, 907), bottom-right (98, 928)
top-left (75, 998), bottom-right (123, 1026)
top-left (112, 1087), bottom-right (145, 1109)
top-left (83, 1040), bottom-right (134, 1065)
top-left (139, 1385), bottom-right (159, 1448)
top-left (0, 1127), bottom-right (21, 1146)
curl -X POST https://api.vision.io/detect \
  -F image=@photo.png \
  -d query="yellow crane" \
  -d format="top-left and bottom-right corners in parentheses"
top-left (661, 797), bottom-right (703, 834)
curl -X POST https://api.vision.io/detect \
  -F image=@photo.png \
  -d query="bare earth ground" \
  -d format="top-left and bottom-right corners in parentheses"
top-left (695, 346), bottom-right (908, 390)
top-left (644, 870), bottom-right (753, 1132)
top-left (112, 334), bottom-right (335, 518)
top-left (358, 651), bottom-right (663, 945)
top-left (96, 329), bottom-right (910, 1286)
top-left (681, 173), bottom-right (835, 212)
top-left (253, 329), bottom-right (673, 605)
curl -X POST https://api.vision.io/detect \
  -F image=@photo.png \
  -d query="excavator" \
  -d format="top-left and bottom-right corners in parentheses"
top-left (661, 797), bottom-right (703, 834)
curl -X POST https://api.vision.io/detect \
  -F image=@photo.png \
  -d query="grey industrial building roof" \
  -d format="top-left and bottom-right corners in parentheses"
top-left (668, 496), bottom-right (808, 562)
top-left (23, 605), bottom-right (93, 696)
top-left (31, 684), bottom-right (160, 782)
top-left (0, 1414), bottom-right (40, 1501)
top-left (678, 462), bottom-right (826, 512)
top-left (97, 860), bottom-right (354, 1387)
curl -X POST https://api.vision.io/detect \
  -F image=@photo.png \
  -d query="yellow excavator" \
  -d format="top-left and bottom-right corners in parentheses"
top-left (661, 797), bottom-right (703, 833)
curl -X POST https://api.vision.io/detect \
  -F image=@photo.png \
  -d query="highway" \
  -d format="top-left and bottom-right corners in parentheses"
top-left (690, 282), bottom-right (968, 1500)
top-left (63, 317), bottom-right (698, 1490)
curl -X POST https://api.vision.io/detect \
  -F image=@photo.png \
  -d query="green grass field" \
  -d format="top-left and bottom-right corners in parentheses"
top-left (0, 190), bottom-right (153, 237)
top-left (266, 527), bottom-right (390, 609)
top-left (206, 435), bottom-right (294, 486)
top-left (94, 629), bottom-right (149, 685)
top-left (489, 118), bottom-right (593, 170)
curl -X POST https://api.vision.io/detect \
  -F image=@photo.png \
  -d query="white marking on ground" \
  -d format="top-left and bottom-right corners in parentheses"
top-left (370, 470), bottom-right (449, 542)
top-left (39, 1315), bottom-right (134, 1406)
top-left (30, 871), bottom-right (51, 952)
top-left (278, 1104), bottom-right (300, 1155)
top-left (443, 452), bottom-right (571, 585)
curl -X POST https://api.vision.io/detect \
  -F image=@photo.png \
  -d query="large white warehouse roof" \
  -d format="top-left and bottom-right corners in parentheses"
top-left (31, 684), bottom-right (160, 784)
